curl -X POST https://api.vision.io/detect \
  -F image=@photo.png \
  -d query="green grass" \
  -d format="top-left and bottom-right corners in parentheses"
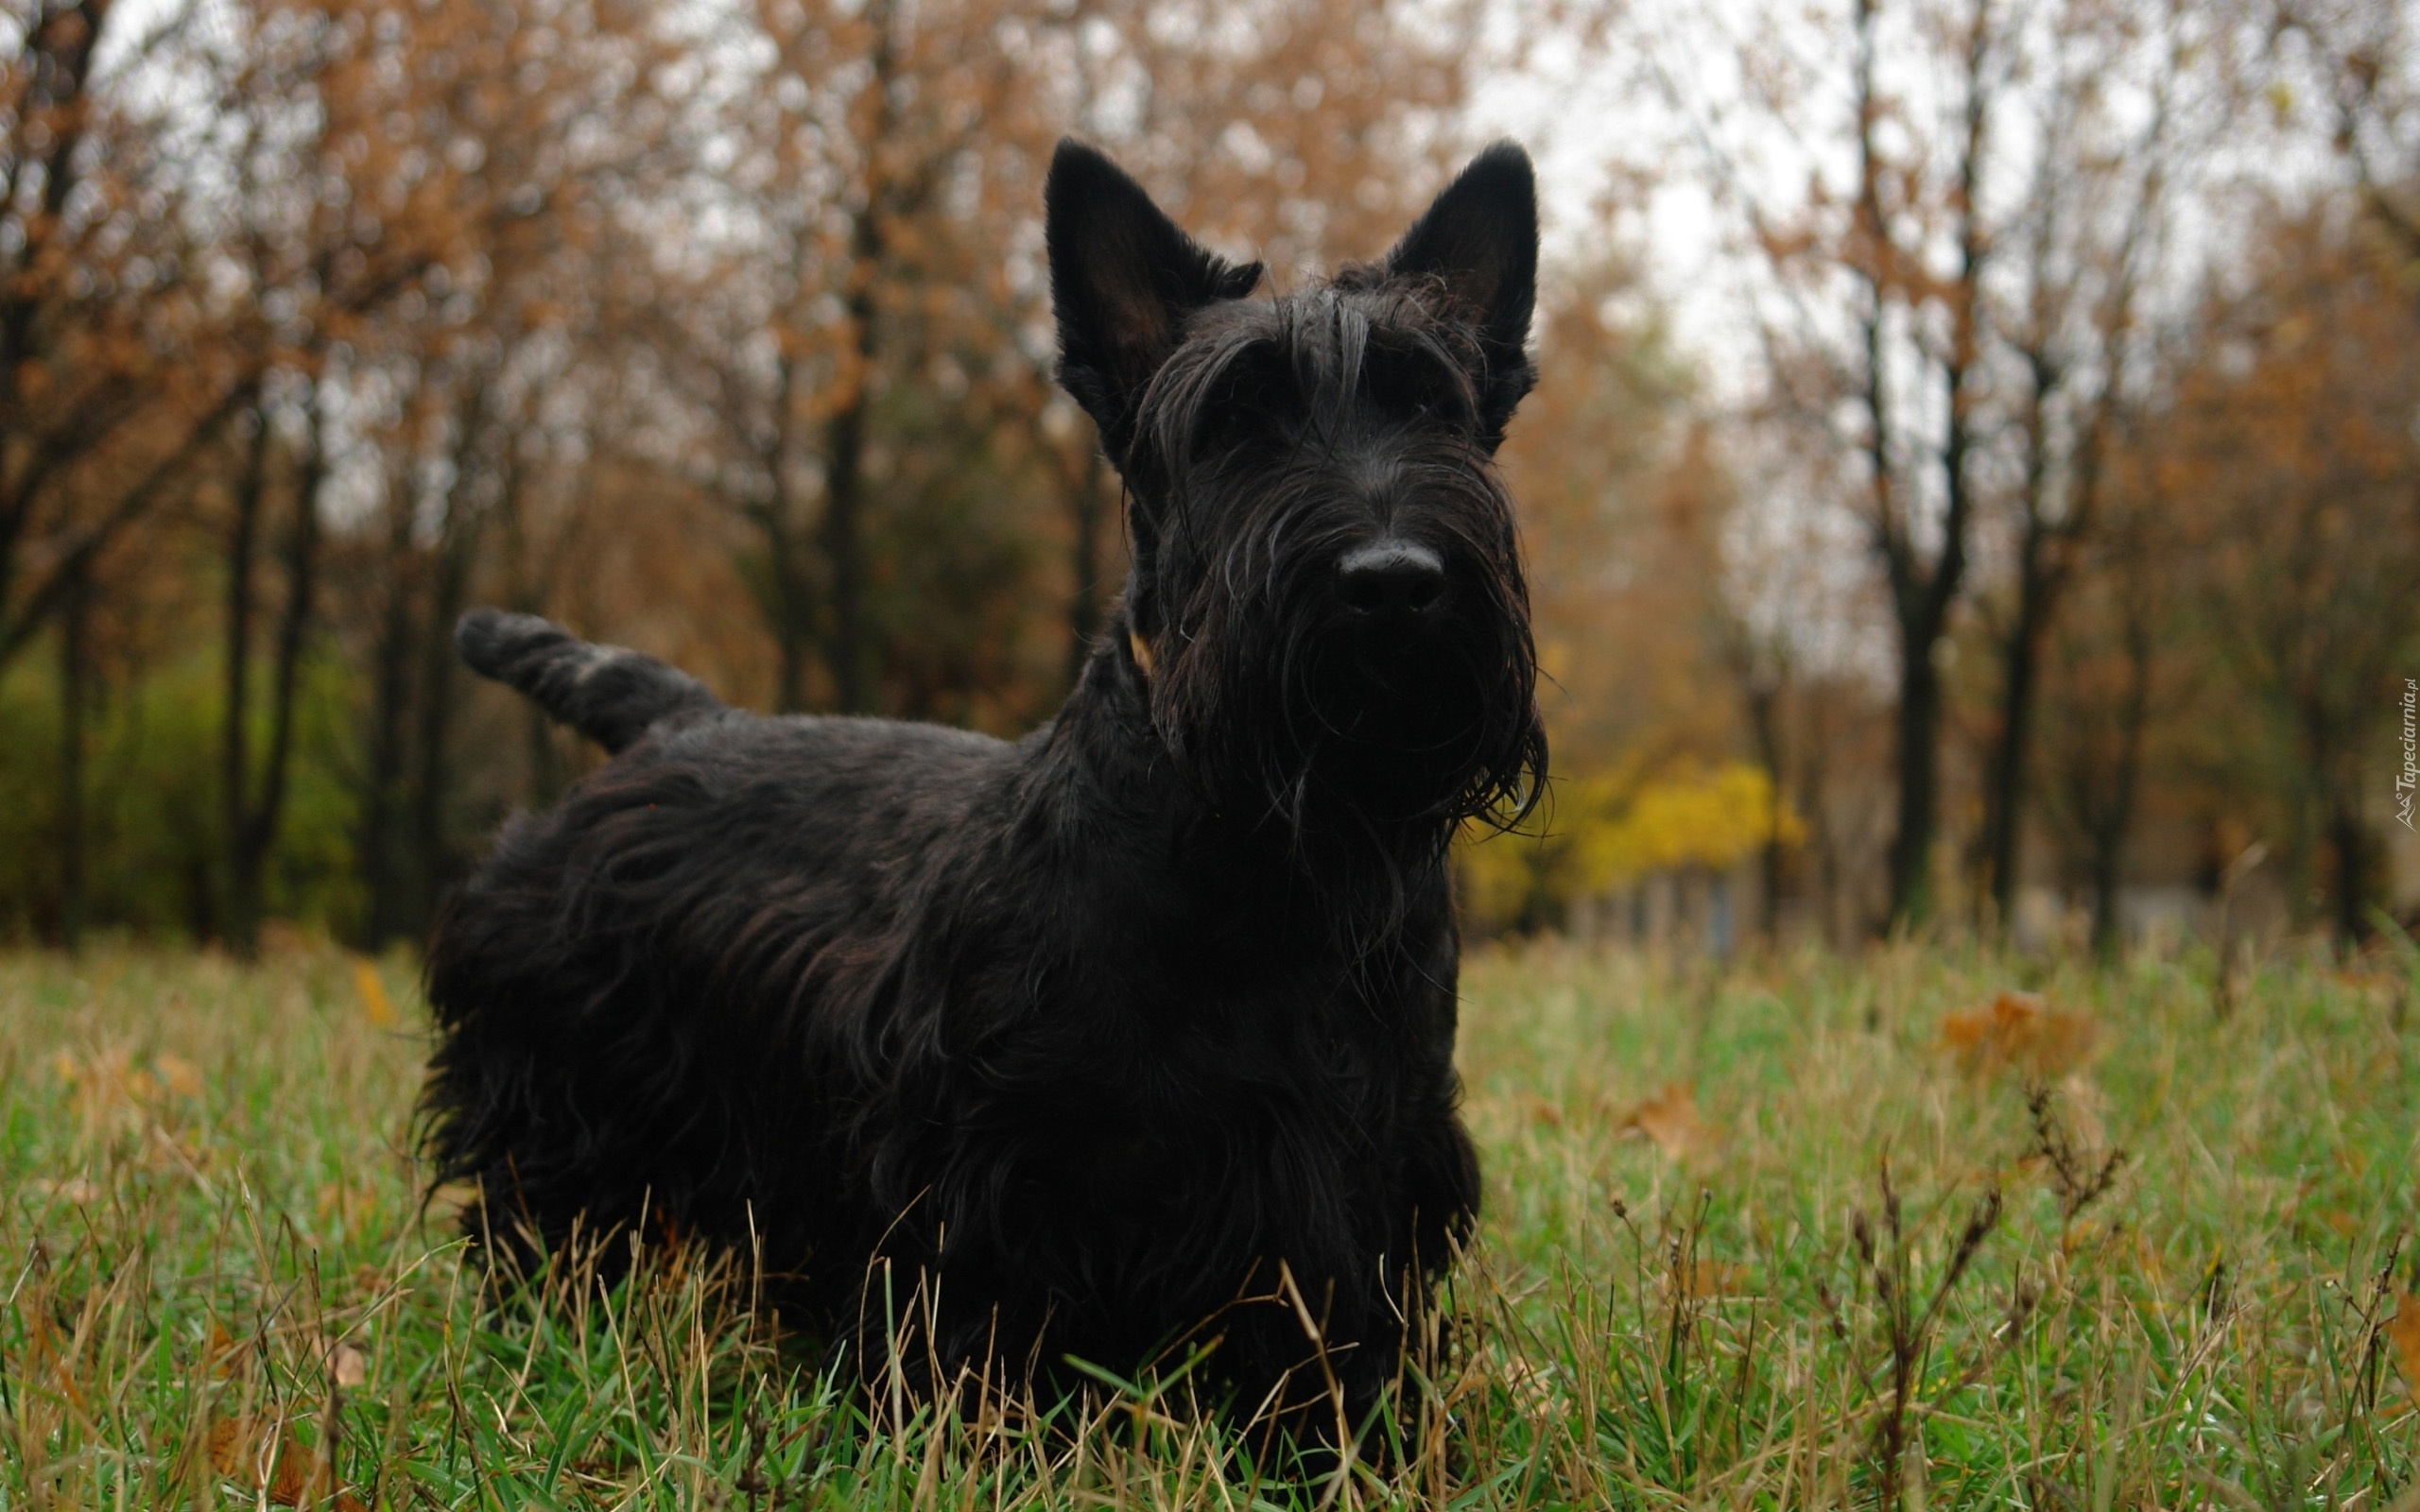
top-left (4, 939), bottom-right (2417, 1508)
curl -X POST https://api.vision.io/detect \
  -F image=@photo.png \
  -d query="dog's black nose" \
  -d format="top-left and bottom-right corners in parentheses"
top-left (1337, 541), bottom-right (1446, 617)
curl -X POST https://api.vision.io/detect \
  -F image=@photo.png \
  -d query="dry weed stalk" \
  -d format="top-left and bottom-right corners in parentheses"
top-left (1853, 1160), bottom-right (2005, 1512)
top-left (2025, 1083), bottom-right (2126, 1225)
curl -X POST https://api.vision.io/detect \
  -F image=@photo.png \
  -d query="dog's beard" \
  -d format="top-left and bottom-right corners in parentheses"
top-left (1147, 493), bottom-right (1546, 902)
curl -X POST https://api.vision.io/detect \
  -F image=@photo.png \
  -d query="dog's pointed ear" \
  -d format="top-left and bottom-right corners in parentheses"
top-left (1047, 139), bottom-right (1262, 455)
top-left (1385, 141), bottom-right (1539, 442)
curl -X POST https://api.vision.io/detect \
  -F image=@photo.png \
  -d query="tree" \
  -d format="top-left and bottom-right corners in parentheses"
top-left (229, 0), bottom-right (674, 945)
top-left (1684, 0), bottom-right (2011, 931)
top-left (2038, 454), bottom-right (2168, 957)
top-left (2163, 200), bottom-right (2420, 944)
top-left (1973, 0), bottom-right (2202, 936)
top-left (2, 2), bottom-right (237, 672)
top-left (2273, 0), bottom-right (2420, 265)
top-left (650, 0), bottom-right (1054, 716)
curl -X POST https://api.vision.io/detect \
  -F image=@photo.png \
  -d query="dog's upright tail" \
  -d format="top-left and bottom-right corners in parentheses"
top-left (456, 609), bottom-right (721, 754)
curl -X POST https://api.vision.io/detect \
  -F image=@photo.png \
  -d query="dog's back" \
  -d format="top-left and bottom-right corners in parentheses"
top-left (424, 678), bottom-right (1013, 1291)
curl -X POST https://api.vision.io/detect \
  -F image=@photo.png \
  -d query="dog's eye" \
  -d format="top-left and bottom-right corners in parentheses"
top-left (1193, 350), bottom-right (1296, 452)
top-left (1364, 349), bottom-right (1470, 429)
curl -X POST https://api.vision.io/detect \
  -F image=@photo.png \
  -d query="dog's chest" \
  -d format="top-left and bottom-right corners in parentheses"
top-left (1046, 977), bottom-right (1416, 1184)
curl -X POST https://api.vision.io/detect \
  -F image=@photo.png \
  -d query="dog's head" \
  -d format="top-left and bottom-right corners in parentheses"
top-left (1047, 139), bottom-right (1547, 853)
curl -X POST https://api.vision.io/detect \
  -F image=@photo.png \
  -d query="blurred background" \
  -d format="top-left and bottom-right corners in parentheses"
top-left (1, 0), bottom-right (2415, 956)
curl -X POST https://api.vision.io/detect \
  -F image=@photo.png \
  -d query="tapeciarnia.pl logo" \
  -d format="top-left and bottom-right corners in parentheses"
top-left (2399, 677), bottom-right (2417, 833)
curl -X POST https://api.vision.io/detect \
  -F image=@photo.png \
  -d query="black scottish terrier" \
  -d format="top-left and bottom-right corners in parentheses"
top-left (424, 138), bottom-right (1546, 1441)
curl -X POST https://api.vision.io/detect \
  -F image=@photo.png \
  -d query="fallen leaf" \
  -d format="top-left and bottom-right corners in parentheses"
top-left (2131, 1231), bottom-right (2168, 1291)
top-left (331, 1342), bottom-right (369, 1389)
top-left (30, 1175), bottom-right (100, 1204)
top-left (1940, 992), bottom-right (2100, 1078)
top-left (258, 919), bottom-right (317, 956)
top-left (208, 1415), bottom-right (366, 1512)
top-left (424, 1181), bottom-right (479, 1219)
top-left (1663, 1257), bottom-right (1751, 1299)
top-left (314, 1180), bottom-right (381, 1236)
top-left (205, 1323), bottom-right (244, 1378)
top-left (154, 1054), bottom-right (203, 1100)
top-left (2059, 1220), bottom-right (2104, 1257)
top-left (354, 958), bottom-right (395, 1028)
top-left (53, 1044), bottom-right (164, 1134)
top-left (21, 1294), bottom-right (86, 1412)
top-left (2325, 968), bottom-right (2396, 1007)
top-left (1617, 1083), bottom-right (1720, 1165)
top-left (1498, 1355), bottom-right (1554, 1412)
top-left (2388, 1294), bottom-right (2420, 1407)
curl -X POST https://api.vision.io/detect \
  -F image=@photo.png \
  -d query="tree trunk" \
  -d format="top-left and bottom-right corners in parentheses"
top-left (498, 447), bottom-right (566, 805)
top-left (1887, 642), bottom-right (1945, 930)
top-left (1745, 679), bottom-right (1787, 944)
top-left (515, 522), bottom-right (565, 807)
top-left (771, 542), bottom-right (815, 713)
top-left (1986, 534), bottom-right (2050, 935)
top-left (231, 387), bottom-right (324, 946)
top-left (2086, 813), bottom-right (2124, 960)
top-left (1872, 0), bottom-right (1989, 935)
top-left (1982, 356), bottom-right (2060, 936)
top-left (821, 232), bottom-right (884, 715)
top-left (56, 556), bottom-right (90, 954)
top-left (357, 483), bottom-right (419, 948)
top-left (2087, 589), bottom-right (2153, 960)
top-left (220, 396), bottom-right (271, 954)
top-left (756, 351), bottom-right (819, 714)
top-left (406, 509), bottom-right (481, 935)
top-left (822, 387), bottom-right (872, 713)
top-left (2327, 784), bottom-right (2373, 948)
top-left (820, 0), bottom-right (899, 716)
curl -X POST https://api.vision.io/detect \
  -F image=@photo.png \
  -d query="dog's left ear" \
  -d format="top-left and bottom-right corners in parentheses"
top-left (1385, 141), bottom-right (1539, 444)
top-left (1047, 140), bottom-right (1264, 459)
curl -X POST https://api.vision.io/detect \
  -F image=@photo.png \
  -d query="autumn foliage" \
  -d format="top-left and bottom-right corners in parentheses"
top-left (2, 0), bottom-right (2416, 948)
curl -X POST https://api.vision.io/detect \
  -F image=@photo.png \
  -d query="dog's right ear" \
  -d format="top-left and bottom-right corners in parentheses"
top-left (1047, 140), bottom-right (1262, 455)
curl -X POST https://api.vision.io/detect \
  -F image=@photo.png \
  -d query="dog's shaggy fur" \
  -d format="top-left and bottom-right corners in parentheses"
top-left (422, 139), bottom-right (1546, 1437)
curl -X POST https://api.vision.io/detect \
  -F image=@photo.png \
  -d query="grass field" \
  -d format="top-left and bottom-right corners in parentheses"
top-left (4, 939), bottom-right (2418, 1509)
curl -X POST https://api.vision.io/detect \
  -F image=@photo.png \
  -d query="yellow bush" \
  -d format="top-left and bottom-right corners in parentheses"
top-left (1458, 763), bottom-right (1802, 934)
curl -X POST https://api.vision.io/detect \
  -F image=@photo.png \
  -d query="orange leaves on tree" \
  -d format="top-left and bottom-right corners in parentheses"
top-left (1939, 992), bottom-right (2100, 1079)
